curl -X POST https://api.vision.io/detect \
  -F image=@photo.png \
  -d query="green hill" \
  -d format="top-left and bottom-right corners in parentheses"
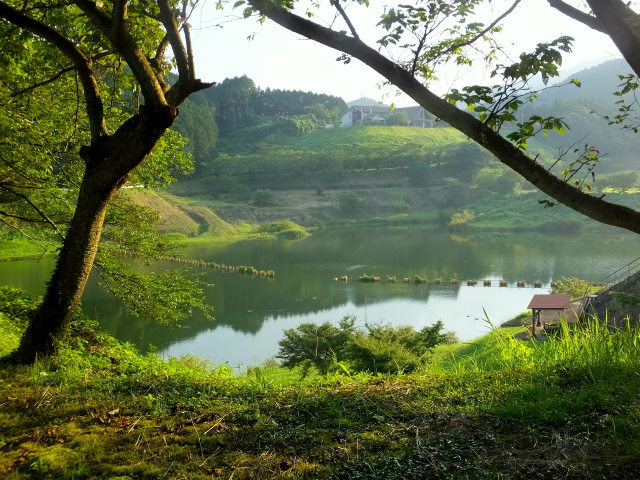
top-left (174, 125), bottom-right (486, 195)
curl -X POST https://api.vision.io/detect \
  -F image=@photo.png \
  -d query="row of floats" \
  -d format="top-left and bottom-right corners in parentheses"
top-left (158, 255), bottom-right (275, 278)
top-left (333, 274), bottom-right (555, 288)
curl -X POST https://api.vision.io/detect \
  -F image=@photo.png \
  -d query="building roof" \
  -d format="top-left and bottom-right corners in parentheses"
top-left (527, 294), bottom-right (571, 310)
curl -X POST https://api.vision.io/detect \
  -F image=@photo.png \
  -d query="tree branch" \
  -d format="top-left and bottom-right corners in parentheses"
top-left (157, 0), bottom-right (190, 78)
top-left (586, 0), bottom-right (640, 77)
top-left (547, 0), bottom-right (606, 33)
top-left (10, 65), bottom-right (74, 97)
top-left (0, 217), bottom-right (49, 252)
top-left (111, 0), bottom-right (127, 36)
top-left (330, 0), bottom-right (359, 40)
top-left (0, 1), bottom-right (108, 142)
top-left (249, 0), bottom-right (640, 234)
top-left (74, 0), bottom-right (168, 109)
top-left (0, 184), bottom-right (64, 238)
top-left (439, 0), bottom-right (522, 56)
top-left (181, 0), bottom-right (196, 77)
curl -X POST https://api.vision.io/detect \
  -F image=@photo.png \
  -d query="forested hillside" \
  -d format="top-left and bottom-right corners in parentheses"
top-left (165, 61), bottom-right (640, 232)
top-left (524, 58), bottom-right (640, 172)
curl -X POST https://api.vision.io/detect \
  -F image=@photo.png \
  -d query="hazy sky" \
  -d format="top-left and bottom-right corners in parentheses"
top-left (189, 0), bottom-right (621, 106)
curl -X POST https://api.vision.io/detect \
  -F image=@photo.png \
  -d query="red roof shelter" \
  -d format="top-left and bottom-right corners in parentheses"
top-left (527, 294), bottom-right (571, 337)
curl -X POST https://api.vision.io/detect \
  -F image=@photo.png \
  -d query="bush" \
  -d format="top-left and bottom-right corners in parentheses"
top-left (338, 191), bottom-right (364, 214)
top-left (347, 335), bottom-right (421, 373)
top-left (277, 316), bottom-right (356, 376)
top-left (448, 209), bottom-right (475, 226)
top-left (551, 276), bottom-right (593, 300)
top-left (277, 317), bottom-right (448, 376)
top-left (253, 189), bottom-right (275, 207)
top-left (265, 219), bottom-right (309, 239)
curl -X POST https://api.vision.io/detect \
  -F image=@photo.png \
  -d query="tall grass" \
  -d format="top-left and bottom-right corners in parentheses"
top-left (444, 317), bottom-right (640, 379)
top-left (526, 318), bottom-right (639, 382)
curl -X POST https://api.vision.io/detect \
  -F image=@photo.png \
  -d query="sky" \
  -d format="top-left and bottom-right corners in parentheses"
top-left (188, 0), bottom-right (621, 106)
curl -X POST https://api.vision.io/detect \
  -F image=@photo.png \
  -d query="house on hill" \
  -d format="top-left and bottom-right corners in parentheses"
top-left (341, 98), bottom-right (436, 127)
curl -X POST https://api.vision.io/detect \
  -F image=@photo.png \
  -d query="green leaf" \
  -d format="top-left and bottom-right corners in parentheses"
top-left (570, 78), bottom-right (581, 87)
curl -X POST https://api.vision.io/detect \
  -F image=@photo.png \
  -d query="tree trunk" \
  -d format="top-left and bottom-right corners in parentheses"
top-left (12, 106), bottom-right (176, 364)
top-left (13, 172), bottom-right (117, 363)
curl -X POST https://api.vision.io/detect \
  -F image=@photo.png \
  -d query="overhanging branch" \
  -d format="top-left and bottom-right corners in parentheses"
top-left (249, 0), bottom-right (640, 234)
top-left (0, 1), bottom-right (108, 141)
top-left (75, 0), bottom-right (168, 109)
top-left (586, 0), bottom-right (640, 77)
top-left (157, 0), bottom-right (191, 78)
top-left (11, 65), bottom-right (74, 97)
top-left (547, 0), bottom-right (606, 33)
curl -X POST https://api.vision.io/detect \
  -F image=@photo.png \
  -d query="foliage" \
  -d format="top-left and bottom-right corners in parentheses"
top-left (1, 293), bottom-right (640, 478)
top-left (472, 165), bottom-right (523, 195)
top-left (188, 76), bottom-right (346, 140)
top-left (550, 276), bottom-right (593, 300)
top-left (386, 111), bottom-right (410, 125)
top-left (97, 267), bottom-right (214, 326)
top-left (195, 126), bottom-right (472, 189)
top-left (253, 188), bottom-right (275, 207)
top-left (338, 191), bottom-right (365, 214)
top-left (171, 99), bottom-right (218, 170)
top-left (277, 316), bottom-right (357, 376)
top-left (197, 75), bottom-right (256, 135)
top-left (250, 86), bottom-right (346, 120)
top-left (609, 291), bottom-right (640, 308)
top-left (262, 219), bottom-right (309, 239)
top-left (277, 317), bottom-right (448, 375)
top-left (448, 209), bottom-right (475, 226)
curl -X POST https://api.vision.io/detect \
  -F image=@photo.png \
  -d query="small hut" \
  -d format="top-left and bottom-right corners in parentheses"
top-left (527, 294), bottom-right (571, 336)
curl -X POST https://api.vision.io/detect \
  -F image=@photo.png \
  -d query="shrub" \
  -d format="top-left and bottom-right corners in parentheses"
top-left (338, 191), bottom-right (364, 214)
top-left (551, 276), bottom-right (593, 300)
top-left (347, 335), bottom-right (421, 373)
top-left (358, 274), bottom-right (378, 283)
top-left (448, 209), bottom-right (475, 226)
top-left (277, 318), bottom-right (448, 376)
top-left (266, 220), bottom-right (309, 239)
top-left (277, 316), bottom-right (356, 376)
top-left (253, 189), bottom-right (275, 207)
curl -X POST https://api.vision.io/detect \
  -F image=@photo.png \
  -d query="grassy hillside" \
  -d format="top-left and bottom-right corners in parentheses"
top-left (261, 125), bottom-right (468, 155)
top-left (219, 122), bottom-right (469, 154)
top-left (126, 190), bottom-right (236, 237)
top-left (173, 125), bottom-right (485, 195)
top-left (1, 288), bottom-right (639, 478)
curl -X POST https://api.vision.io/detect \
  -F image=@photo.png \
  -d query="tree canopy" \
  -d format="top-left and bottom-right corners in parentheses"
top-left (0, 0), bottom-right (213, 362)
top-left (245, 0), bottom-right (640, 235)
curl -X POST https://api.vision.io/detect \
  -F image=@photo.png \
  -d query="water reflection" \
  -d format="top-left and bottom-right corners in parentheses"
top-left (1, 226), bottom-right (638, 366)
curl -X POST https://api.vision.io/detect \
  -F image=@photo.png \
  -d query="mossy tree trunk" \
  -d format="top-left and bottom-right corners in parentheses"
top-left (0, 0), bottom-right (212, 363)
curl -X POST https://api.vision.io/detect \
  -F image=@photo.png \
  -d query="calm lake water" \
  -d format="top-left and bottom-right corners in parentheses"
top-left (1, 226), bottom-right (639, 367)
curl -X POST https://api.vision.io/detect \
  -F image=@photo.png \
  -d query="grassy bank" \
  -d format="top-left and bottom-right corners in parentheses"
top-left (0, 233), bottom-right (57, 262)
top-left (0, 190), bottom-right (309, 262)
top-left (1, 287), bottom-right (639, 478)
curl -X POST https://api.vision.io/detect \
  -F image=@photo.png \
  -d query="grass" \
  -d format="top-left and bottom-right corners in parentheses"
top-left (0, 232), bottom-right (57, 261)
top-left (220, 125), bottom-right (469, 157)
top-left (1, 287), bottom-right (639, 478)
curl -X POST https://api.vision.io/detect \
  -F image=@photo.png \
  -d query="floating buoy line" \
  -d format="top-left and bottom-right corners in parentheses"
top-left (334, 274), bottom-right (556, 289)
top-left (156, 255), bottom-right (275, 278)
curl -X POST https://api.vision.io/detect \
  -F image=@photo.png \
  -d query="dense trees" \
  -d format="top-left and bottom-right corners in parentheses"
top-left (251, 87), bottom-right (346, 124)
top-left (0, 0), bottom-right (212, 362)
top-left (246, 0), bottom-right (640, 235)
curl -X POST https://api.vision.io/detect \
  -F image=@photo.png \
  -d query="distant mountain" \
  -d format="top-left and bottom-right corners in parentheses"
top-left (540, 58), bottom-right (631, 103)
top-left (347, 97), bottom-right (383, 107)
top-left (520, 58), bottom-right (640, 172)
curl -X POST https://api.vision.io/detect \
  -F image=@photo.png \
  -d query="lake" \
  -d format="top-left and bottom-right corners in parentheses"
top-left (1, 226), bottom-right (639, 367)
